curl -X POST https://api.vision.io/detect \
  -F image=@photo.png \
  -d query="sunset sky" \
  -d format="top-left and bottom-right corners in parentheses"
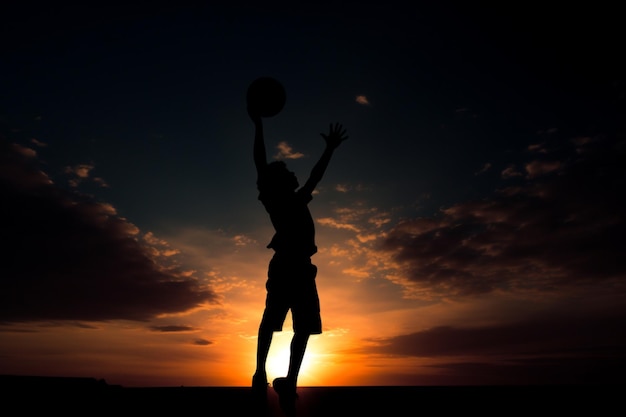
top-left (1, 2), bottom-right (624, 387)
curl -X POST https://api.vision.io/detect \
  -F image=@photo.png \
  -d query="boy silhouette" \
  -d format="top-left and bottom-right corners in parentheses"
top-left (249, 106), bottom-right (348, 401)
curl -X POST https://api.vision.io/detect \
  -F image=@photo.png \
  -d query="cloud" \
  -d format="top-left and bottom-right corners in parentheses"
top-left (524, 160), bottom-right (561, 178)
top-left (475, 162), bottom-right (491, 175)
top-left (274, 141), bottom-right (304, 160)
top-left (64, 163), bottom-right (109, 188)
top-left (318, 205), bottom-right (391, 235)
top-left (501, 164), bottom-right (522, 178)
top-left (30, 138), bottom-right (47, 148)
top-left (335, 184), bottom-right (350, 192)
top-left (232, 234), bottom-right (255, 247)
top-left (527, 143), bottom-right (547, 153)
top-left (317, 217), bottom-right (360, 232)
top-left (0, 139), bottom-right (217, 323)
top-left (376, 136), bottom-right (626, 299)
top-left (361, 312), bottom-right (626, 358)
top-left (65, 163), bottom-right (93, 179)
top-left (13, 143), bottom-right (37, 158)
top-left (351, 311), bottom-right (626, 384)
top-left (355, 95), bottom-right (370, 105)
top-left (150, 325), bottom-right (199, 332)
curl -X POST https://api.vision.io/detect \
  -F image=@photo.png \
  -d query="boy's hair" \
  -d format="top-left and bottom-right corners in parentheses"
top-left (266, 160), bottom-right (289, 178)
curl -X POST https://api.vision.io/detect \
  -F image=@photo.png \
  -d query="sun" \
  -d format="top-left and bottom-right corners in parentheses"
top-left (265, 336), bottom-right (291, 380)
top-left (264, 332), bottom-right (323, 386)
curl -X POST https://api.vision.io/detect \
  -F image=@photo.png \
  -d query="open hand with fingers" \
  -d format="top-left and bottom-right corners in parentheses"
top-left (321, 123), bottom-right (348, 149)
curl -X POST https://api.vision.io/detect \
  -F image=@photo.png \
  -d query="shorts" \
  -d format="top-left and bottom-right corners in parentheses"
top-left (260, 255), bottom-right (322, 335)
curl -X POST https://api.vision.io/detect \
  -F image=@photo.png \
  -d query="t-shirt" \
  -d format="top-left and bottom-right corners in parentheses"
top-left (258, 184), bottom-right (318, 258)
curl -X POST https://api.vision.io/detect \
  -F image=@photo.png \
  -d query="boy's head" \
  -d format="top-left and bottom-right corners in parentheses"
top-left (263, 161), bottom-right (299, 193)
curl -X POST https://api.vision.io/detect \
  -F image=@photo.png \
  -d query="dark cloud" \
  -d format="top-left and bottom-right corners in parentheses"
top-left (194, 339), bottom-right (213, 346)
top-left (150, 325), bottom-right (198, 333)
top-left (379, 136), bottom-right (626, 297)
top-left (354, 312), bottom-right (626, 384)
top-left (0, 139), bottom-right (216, 323)
top-left (362, 312), bottom-right (626, 358)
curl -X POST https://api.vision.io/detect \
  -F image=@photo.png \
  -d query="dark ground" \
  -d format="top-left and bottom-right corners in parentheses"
top-left (1, 375), bottom-right (620, 416)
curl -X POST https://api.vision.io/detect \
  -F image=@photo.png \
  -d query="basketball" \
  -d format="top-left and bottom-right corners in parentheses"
top-left (247, 77), bottom-right (286, 118)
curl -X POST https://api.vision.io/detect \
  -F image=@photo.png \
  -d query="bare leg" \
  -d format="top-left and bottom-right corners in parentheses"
top-left (286, 332), bottom-right (310, 387)
top-left (271, 332), bottom-right (308, 417)
top-left (255, 324), bottom-right (273, 380)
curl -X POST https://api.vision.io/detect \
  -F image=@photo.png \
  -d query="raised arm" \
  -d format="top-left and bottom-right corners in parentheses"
top-left (249, 107), bottom-right (267, 176)
top-left (301, 123), bottom-right (348, 195)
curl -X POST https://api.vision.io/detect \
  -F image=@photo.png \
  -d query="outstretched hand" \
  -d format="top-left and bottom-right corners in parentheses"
top-left (321, 123), bottom-right (348, 149)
